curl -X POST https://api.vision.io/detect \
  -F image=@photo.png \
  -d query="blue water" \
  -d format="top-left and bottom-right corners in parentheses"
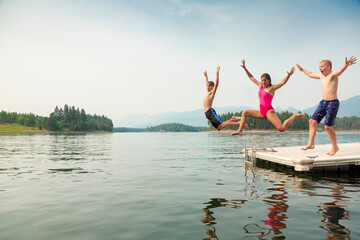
top-left (0, 132), bottom-right (359, 239)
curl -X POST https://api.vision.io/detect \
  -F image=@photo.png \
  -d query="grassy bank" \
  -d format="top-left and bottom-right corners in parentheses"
top-left (0, 123), bottom-right (113, 134)
top-left (0, 123), bottom-right (48, 134)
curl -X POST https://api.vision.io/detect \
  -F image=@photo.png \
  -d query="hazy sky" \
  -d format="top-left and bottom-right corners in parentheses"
top-left (1, 0), bottom-right (359, 120)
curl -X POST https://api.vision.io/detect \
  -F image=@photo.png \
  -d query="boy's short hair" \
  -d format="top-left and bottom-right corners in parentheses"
top-left (320, 60), bottom-right (332, 69)
top-left (209, 81), bottom-right (215, 86)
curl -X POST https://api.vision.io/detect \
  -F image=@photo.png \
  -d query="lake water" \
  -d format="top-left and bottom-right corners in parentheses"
top-left (0, 132), bottom-right (359, 240)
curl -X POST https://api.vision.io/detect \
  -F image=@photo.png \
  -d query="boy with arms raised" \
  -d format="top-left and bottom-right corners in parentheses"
top-left (297, 56), bottom-right (357, 155)
top-left (203, 66), bottom-right (246, 131)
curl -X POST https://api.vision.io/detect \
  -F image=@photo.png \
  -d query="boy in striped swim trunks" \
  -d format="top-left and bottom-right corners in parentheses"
top-left (297, 56), bottom-right (357, 155)
top-left (203, 66), bottom-right (247, 131)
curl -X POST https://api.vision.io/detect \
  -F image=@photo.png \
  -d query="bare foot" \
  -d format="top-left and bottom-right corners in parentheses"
top-left (230, 116), bottom-right (241, 122)
top-left (294, 113), bottom-right (305, 119)
top-left (327, 146), bottom-right (339, 156)
top-left (301, 145), bottom-right (315, 151)
top-left (231, 131), bottom-right (243, 136)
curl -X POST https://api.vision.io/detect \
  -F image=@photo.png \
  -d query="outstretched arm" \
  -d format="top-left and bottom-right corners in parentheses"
top-left (272, 66), bottom-right (295, 90)
top-left (296, 64), bottom-right (320, 79)
top-left (204, 70), bottom-right (209, 89)
top-left (332, 56), bottom-right (357, 77)
top-left (212, 66), bottom-right (220, 94)
top-left (241, 59), bottom-right (261, 86)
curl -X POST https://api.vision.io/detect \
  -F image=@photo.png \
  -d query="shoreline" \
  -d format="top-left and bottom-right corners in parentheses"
top-left (1, 122), bottom-right (358, 134)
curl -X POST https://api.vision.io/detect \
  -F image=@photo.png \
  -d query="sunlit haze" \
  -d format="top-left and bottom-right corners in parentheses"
top-left (1, 0), bottom-right (359, 120)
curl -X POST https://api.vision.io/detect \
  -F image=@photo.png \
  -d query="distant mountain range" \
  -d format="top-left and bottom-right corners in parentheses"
top-left (114, 95), bottom-right (360, 128)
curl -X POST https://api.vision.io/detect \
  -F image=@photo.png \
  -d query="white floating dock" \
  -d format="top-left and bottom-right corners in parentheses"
top-left (245, 142), bottom-right (360, 171)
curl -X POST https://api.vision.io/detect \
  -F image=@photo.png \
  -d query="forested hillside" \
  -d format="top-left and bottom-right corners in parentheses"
top-left (47, 105), bottom-right (113, 131)
top-left (0, 105), bottom-right (113, 132)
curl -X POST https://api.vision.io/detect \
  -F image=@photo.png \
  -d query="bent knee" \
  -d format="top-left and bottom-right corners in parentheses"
top-left (242, 110), bottom-right (251, 116)
top-left (309, 119), bottom-right (317, 125)
top-left (278, 127), bottom-right (285, 132)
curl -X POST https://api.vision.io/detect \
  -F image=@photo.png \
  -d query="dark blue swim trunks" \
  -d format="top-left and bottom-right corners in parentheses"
top-left (205, 108), bottom-right (223, 129)
top-left (311, 99), bottom-right (340, 126)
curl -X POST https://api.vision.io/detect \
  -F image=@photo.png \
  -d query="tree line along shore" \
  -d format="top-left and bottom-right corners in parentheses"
top-left (115, 111), bottom-right (360, 133)
top-left (0, 105), bottom-right (113, 133)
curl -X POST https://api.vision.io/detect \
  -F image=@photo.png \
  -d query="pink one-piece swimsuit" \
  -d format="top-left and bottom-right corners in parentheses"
top-left (258, 85), bottom-right (274, 119)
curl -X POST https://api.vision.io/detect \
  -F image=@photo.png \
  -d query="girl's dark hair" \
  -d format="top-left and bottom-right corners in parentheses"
top-left (261, 73), bottom-right (272, 86)
top-left (209, 81), bottom-right (215, 86)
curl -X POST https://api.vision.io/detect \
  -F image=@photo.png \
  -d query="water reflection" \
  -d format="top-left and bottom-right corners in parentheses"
top-left (263, 181), bottom-right (288, 236)
top-left (201, 198), bottom-right (247, 239)
top-left (244, 164), bottom-right (261, 200)
top-left (48, 134), bottom-right (87, 162)
top-left (205, 165), bottom-right (357, 240)
top-left (242, 223), bottom-right (273, 239)
top-left (241, 181), bottom-right (289, 239)
top-left (0, 134), bottom-right (112, 179)
top-left (46, 134), bottom-right (113, 163)
top-left (318, 185), bottom-right (351, 240)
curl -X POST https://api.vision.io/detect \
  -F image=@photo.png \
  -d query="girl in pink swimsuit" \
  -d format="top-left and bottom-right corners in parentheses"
top-left (231, 59), bottom-right (305, 136)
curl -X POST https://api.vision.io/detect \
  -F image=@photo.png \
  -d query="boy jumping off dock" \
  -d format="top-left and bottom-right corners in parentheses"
top-left (203, 66), bottom-right (246, 131)
top-left (297, 56), bottom-right (357, 155)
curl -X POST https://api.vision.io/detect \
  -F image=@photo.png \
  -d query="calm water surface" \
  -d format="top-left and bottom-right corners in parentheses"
top-left (0, 132), bottom-right (359, 240)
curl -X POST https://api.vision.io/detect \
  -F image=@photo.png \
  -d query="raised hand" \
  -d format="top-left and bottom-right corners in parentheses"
top-left (287, 66), bottom-right (295, 76)
top-left (203, 70), bottom-right (208, 77)
top-left (345, 56), bottom-right (357, 66)
top-left (240, 59), bottom-right (246, 69)
top-left (296, 64), bottom-right (303, 71)
top-left (216, 66), bottom-right (220, 74)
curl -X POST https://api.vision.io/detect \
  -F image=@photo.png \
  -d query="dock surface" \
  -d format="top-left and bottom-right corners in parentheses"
top-left (247, 142), bottom-right (360, 171)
